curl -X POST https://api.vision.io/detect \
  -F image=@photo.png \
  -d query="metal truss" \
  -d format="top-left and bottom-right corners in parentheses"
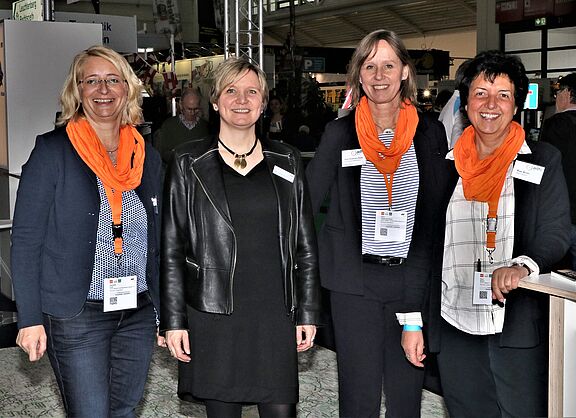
top-left (224, 0), bottom-right (264, 70)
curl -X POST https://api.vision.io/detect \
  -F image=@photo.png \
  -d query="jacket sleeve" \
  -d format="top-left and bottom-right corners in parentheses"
top-left (401, 117), bottom-right (449, 312)
top-left (525, 147), bottom-right (571, 270)
top-left (305, 120), bottom-right (342, 215)
top-left (10, 135), bottom-right (57, 328)
top-left (294, 154), bottom-right (323, 326)
top-left (159, 153), bottom-right (190, 332)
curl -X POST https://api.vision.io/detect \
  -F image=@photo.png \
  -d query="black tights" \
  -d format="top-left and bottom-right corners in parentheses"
top-left (204, 399), bottom-right (296, 418)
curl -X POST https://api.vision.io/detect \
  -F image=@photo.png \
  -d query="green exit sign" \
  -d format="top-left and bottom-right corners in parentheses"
top-left (535, 17), bottom-right (547, 26)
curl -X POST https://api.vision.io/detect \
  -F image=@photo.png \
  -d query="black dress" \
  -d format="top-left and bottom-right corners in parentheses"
top-left (178, 158), bottom-right (298, 403)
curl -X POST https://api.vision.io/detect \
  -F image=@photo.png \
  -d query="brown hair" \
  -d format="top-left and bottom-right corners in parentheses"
top-left (347, 30), bottom-right (417, 108)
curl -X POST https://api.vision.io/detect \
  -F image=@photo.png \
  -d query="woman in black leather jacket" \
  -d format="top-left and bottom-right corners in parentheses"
top-left (160, 58), bottom-right (322, 418)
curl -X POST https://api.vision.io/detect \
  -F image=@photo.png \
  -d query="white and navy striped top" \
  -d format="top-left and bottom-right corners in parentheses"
top-left (360, 129), bottom-right (419, 257)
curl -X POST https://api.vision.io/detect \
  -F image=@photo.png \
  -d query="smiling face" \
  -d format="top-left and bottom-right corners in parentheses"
top-left (359, 39), bottom-right (408, 107)
top-left (466, 73), bottom-right (517, 144)
top-left (216, 69), bottom-right (264, 131)
top-left (79, 56), bottom-right (127, 126)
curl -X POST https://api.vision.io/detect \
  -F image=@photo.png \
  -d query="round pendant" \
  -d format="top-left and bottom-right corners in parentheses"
top-left (238, 158), bottom-right (247, 169)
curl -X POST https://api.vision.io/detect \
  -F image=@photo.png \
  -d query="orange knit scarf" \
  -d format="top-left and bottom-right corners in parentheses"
top-left (66, 118), bottom-right (145, 255)
top-left (355, 96), bottom-right (419, 207)
top-left (453, 121), bottom-right (525, 252)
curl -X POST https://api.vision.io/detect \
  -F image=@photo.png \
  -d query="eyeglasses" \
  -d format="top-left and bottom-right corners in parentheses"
top-left (182, 108), bottom-right (202, 114)
top-left (79, 77), bottom-right (125, 88)
top-left (553, 88), bottom-right (566, 99)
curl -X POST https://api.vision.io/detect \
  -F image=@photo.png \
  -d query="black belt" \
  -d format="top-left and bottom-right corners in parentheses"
top-left (362, 254), bottom-right (406, 266)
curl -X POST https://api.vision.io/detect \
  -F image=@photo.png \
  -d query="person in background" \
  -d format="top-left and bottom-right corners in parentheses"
top-left (539, 73), bottom-right (576, 270)
top-left (263, 96), bottom-right (287, 141)
top-left (427, 51), bottom-right (570, 417)
top-left (11, 45), bottom-right (162, 417)
top-left (306, 29), bottom-right (449, 417)
top-left (153, 87), bottom-right (210, 163)
top-left (160, 57), bottom-right (322, 418)
top-left (438, 59), bottom-right (471, 149)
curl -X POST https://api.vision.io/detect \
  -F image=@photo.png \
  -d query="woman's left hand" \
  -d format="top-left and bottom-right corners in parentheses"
top-left (491, 265), bottom-right (527, 303)
top-left (296, 325), bottom-right (316, 352)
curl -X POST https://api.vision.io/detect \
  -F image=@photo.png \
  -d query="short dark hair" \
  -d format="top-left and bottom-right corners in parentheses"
top-left (558, 72), bottom-right (576, 104)
top-left (458, 50), bottom-right (528, 113)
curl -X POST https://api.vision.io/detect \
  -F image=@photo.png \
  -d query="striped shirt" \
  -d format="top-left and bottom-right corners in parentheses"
top-left (441, 141), bottom-right (539, 335)
top-left (361, 130), bottom-right (419, 257)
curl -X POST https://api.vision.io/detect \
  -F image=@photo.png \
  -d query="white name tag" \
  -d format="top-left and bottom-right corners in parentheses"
top-left (473, 271), bottom-right (493, 305)
top-left (103, 275), bottom-right (137, 312)
top-left (374, 210), bottom-right (407, 242)
top-left (342, 149), bottom-right (366, 167)
top-left (272, 165), bottom-right (295, 183)
top-left (512, 160), bottom-right (544, 185)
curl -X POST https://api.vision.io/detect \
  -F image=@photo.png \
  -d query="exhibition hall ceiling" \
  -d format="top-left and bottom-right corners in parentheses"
top-left (0, 0), bottom-right (478, 47)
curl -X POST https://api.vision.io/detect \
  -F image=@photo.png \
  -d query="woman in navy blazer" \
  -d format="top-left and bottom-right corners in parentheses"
top-left (306, 30), bottom-right (449, 417)
top-left (11, 46), bottom-right (162, 418)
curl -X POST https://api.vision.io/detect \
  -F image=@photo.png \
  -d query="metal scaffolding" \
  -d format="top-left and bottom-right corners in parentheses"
top-left (224, 0), bottom-right (264, 71)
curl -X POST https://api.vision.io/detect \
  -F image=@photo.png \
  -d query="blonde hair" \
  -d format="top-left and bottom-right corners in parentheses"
top-left (210, 58), bottom-right (269, 108)
top-left (57, 45), bottom-right (143, 126)
top-left (347, 30), bottom-right (417, 108)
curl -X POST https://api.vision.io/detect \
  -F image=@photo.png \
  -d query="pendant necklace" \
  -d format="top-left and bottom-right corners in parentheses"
top-left (218, 137), bottom-right (258, 169)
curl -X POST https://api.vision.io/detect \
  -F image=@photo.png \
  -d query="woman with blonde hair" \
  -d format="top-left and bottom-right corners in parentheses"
top-left (161, 57), bottom-right (322, 418)
top-left (12, 45), bottom-right (162, 417)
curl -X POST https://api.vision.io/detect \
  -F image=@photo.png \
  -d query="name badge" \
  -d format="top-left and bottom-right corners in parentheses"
top-left (103, 275), bottom-right (137, 312)
top-left (512, 160), bottom-right (544, 185)
top-left (342, 149), bottom-right (366, 167)
top-left (473, 271), bottom-right (493, 305)
top-left (272, 165), bottom-right (295, 183)
top-left (374, 210), bottom-right (407, 242)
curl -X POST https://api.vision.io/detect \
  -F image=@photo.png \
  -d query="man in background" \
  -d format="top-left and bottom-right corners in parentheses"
top-left (540, 73), bottom-right (576, 269)
top-left (153, 88), bottom-right (210, 163)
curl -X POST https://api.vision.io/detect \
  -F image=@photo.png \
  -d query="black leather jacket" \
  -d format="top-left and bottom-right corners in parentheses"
top-left (160, 136), bottom-right (322, 332)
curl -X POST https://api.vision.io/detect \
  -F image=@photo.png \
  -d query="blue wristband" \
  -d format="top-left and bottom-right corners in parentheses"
top-left (403, 325), bottom-right (422, 332)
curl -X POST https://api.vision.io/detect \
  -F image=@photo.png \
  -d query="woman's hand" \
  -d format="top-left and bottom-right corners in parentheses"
top-left (401, 330), bottom-right (426, 368)
top-left (165, 329), bottom-right (191, 362)
top-left (296, 325), bottom-right (316, 352)
top-left (491, 265), bottom-right (527, 303)
top-left (156, 329), bottom-right (167, 348)
top-left (16, 325), bottom-right (47, 362)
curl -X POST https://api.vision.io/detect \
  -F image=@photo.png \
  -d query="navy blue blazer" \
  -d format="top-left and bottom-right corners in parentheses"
top-left (11, 126), bottom-right (162, 329)
top-left (426, 140), bottom-right (571, 352)
top-left (306, 110), bottom-right (450, 312)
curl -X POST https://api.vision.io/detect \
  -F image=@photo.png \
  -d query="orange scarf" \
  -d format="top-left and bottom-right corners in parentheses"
top-left (355, 96), bottom-right (419, 207)
top-left (453, 121), bottom-right (525, 252)
top-left (66, 118), bottom-right (145, 255)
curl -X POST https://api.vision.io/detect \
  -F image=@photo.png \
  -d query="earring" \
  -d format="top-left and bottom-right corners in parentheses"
top-left (213, 104), bottom-right (219, 111)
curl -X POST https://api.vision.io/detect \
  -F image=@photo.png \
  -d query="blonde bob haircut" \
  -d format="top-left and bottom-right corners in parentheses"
top-left (347, 29), bottom-right (417, 108)
top-left (57, 45), bottom-right (143, 127)
top-left (210, 57), bottom-right (269, 108)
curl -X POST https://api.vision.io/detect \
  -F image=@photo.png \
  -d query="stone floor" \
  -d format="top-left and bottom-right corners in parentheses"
top-left (0, 345), bottom-right (448, 417)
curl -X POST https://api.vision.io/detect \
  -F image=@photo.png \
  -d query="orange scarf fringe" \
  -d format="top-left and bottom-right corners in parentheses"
top-left (355, 96), bottom-right (419, 207)
top-left (66, 118), bottom-right (145, 255)
top-left (453, 121), bottom-right (525, 251)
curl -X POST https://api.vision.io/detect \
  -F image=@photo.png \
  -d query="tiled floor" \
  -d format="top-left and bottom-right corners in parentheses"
top-left (0, 345), bottom-right (447, 417)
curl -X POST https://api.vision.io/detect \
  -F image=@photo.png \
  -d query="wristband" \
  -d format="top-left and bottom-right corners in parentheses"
top-left (403, 325), bottom-right (422, 332)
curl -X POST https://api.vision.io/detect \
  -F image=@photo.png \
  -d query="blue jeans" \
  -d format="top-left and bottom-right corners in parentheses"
top-left (44, 292), bottom-right (156, 418)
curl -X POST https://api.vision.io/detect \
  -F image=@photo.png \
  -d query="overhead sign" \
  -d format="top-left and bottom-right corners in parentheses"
top-left (303, 57), bottom-right (325, 72)
top-left (12, 0), bottom-right (43, 21)
top-left (55, 12), bottom-right (137, 53)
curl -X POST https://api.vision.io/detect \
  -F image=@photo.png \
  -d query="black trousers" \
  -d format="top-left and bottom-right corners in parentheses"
top-left (330, 263), bottom-right (424, 418)
top-left (436, 318), bottom-right (547, 418)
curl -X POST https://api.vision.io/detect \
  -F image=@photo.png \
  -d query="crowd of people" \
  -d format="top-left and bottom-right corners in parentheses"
top-left (8, 28), bottom-right (576, 418)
